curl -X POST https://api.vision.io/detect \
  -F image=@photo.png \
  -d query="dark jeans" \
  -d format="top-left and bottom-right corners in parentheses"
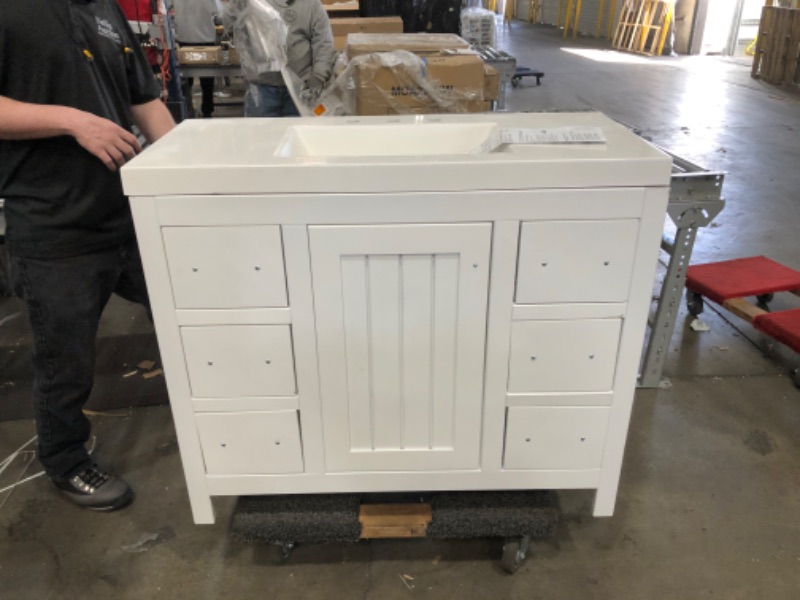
top-left (9, 241), bottom-right (150, 479)
top-left (245, 84), bottom-right (299, 117)
top-left (183, 76), bottom-right (215, 118)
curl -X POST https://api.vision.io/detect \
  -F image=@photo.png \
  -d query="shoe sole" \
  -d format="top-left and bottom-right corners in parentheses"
top-left (60, 488), bottom-right (135, 512)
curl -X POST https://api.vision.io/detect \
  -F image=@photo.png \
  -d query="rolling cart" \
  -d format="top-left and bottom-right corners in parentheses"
top-left (685, 256), bottom-right (800, 388)
top-left (231, 491), bottom-right (558, 574)
top-left (511, 67), bottom-right (545, 87)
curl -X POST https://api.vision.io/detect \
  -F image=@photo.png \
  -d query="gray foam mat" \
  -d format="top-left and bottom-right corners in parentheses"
top-left (231, 494), bottom-right (362, 544)
top-left (427, 491), bottom-right (558, 539)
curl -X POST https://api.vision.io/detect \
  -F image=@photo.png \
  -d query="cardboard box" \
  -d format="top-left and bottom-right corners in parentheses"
top-left (331, 17), bottom-right (403, 51)
top-left (346, 33), bottom-right (471, 59)
top-left (483, 65), bottom-right (500, 100)
top-left (177, 46), bottom-right (223, 65)
top-left (224, 46), bottom-right (240, 65)
top-left (356, 53), bottom-right (487, 115)
top-left (323, 0), bottom-right (359, 14)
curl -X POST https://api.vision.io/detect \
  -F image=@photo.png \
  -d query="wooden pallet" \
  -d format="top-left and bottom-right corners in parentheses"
top-left (612, 0), bottom-right (672, 56)
top-left (751, 7), bottom-right (800, 87)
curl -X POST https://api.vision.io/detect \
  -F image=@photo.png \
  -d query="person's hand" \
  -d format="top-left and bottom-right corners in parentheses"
top-left (301, 75), bottom-right (326, 106)
top-left (68, 110), bottom-right (142, 172)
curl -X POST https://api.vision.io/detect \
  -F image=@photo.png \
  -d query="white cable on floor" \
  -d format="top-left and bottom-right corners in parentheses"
top-left (0, 435), bottom-right (97, 496)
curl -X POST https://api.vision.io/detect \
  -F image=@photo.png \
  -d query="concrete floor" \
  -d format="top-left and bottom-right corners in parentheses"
top-left (2, 23), bottom-right (800, 599)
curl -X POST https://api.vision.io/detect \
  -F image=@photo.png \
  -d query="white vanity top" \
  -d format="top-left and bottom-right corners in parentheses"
top-left (122, 112), bottom-right (671, 196)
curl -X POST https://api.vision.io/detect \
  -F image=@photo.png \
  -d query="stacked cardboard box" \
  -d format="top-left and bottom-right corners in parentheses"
top-left (177, 46), bottom-right (224, 65)
top-left (329, 17), bottom-right (404, 51)
top-left (344, 34), bottom-right (498, 115)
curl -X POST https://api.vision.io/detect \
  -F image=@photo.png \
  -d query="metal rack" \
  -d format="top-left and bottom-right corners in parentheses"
top-left (638, 148), bottom-right (726, 388)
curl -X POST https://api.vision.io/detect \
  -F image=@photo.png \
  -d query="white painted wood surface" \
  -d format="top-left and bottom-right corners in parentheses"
top-left (309, 224), bottom-right (491, 472)
top-left (516, 220), bottom-right (640, 304)
top-left (124, 113), bottom-right (672, 524)
top-left (181, 325), bottom-right (297, 398)
top-left (163, 226), bottom-right (287, 309)
top-left (195, 411), bottom-right (304, 475)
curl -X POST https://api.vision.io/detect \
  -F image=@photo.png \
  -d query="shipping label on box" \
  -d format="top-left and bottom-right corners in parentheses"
top-left (177, 46), bottom-right (224, 65)
top-left (355, 53), bottom-right (487, 115)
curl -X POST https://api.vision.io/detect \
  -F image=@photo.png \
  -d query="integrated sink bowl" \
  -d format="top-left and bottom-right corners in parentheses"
top-left (274, 122), bottom-right (498, 158)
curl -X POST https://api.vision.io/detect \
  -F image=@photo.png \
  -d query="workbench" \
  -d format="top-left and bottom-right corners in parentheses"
top-left (122, 112), bottom-right (672, 524)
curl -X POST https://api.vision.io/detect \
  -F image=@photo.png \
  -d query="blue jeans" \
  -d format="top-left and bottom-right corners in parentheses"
top-left (9, 241), bottom-right (150, 479)
top-left (245, 84), bottom-right (299, 117)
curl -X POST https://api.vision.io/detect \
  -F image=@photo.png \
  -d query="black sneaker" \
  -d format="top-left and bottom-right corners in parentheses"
top-left (51, 464), bottom-right (133, 511)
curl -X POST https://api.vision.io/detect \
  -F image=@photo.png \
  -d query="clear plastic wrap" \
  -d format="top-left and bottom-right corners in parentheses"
top-left (313, 50), bottom-right (490, 117)
top-left (460, 7), bottom-right (497, 48)
top-left (222, 0), bottom-right (288, 81)
top-left (222, 0), bottom-right (314, 115)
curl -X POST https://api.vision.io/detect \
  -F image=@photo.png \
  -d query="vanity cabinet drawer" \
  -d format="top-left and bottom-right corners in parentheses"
top-left (516, 220), bottom-right (639, 304)
top-left (163, 226), bottom-right (287, 309)
top-left (181, 325), bottom-right (296, 398)
top-left (508, 319), bottom-right (622, 393)
top-left (196, 411), bottom-right (303, 475)
top-left (503, 406), bottom-right (610, 470)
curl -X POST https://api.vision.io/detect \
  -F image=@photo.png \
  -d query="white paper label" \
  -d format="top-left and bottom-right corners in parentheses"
top-left (471, 126), bottom-right (607, 154)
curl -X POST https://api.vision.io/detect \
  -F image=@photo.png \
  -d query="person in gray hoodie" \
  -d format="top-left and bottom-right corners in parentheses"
top-left (223, 0), bottom-right (335, 116)
top-left (173, 0), bottom-right (223, 118)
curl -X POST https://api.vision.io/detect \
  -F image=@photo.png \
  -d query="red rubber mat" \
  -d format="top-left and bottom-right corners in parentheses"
top-left (686, 256), bottom-right (800, 305)
top-left (753, 309), bottom-right (800, 354)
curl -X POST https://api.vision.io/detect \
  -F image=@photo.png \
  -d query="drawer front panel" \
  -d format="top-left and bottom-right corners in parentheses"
top-left (508, 319), bottom-right (622, 392)
top-left (182, 325), bottom-right (297, 397)
top-left (163, 226), bottom-right (287, 308)
top-left (503, 406), bottom-right (610, 470)
top-left (516, 220), bottom-right (639, 304)
top-left (196, 411), bottom-right (303, 475)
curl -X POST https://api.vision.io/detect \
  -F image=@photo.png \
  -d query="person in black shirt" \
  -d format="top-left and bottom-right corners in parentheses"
top-left (0, 0), bottom-right (175, 511)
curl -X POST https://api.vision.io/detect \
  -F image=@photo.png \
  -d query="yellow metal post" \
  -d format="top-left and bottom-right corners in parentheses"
top-left (607, 0), bottom-right (617, 39)
top-left (656, 3), bottom-right (673, 55)
top-left (573, 0), bottom-right (583, 38)
top-left (597, 0), bottom-right (606, 37)
top-left (563, 0), bottom-right (575, 36)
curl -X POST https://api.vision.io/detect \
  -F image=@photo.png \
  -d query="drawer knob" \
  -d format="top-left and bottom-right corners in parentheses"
top-left (207, 361), bottom-right (214, 366)
top-left (580, 437), bottom-right (586, 442)
top-left (525, 437), bottom-right (531, 442)
top-left (275, 441), bottom-right (281, 446)
top-left (589, 355), bottom-right (595, 360)
top-left (255, 266), bottom-right (261, 271)
top-left (603, 261), bottom-right (610, 266)
top-left (265, 360), bottom-right (272, 365)
top-left (192, 267), bottom-right (199, 272)
top-left (530, 356), bottom-right (537, 361)
top-left (541, 262), bottom-right (548, 267)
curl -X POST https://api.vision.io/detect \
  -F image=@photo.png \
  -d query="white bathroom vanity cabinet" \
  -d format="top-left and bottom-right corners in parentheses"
top-left (122, 112), bottom-right (671, 524)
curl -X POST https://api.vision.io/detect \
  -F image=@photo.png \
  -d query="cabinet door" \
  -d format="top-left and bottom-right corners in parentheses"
top-left (310, 224), bottom-right (491, 472)
top-left (516, 220), bottom-right (639, 303)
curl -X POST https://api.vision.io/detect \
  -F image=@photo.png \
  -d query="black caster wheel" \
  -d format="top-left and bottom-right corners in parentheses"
top-left (756, 293), bottom-right (774, 311)
top-left (511, 77), bottom-right (520, 88)
top-left (501, 535), bottom-right (530, 574)
top-left (276, 541), bottom-right (296, 565)
top-left (686, 291), bottom-right (704, 317)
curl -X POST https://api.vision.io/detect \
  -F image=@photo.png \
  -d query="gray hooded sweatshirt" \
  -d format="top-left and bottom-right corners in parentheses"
top-left (224, 0), bottom-right (335, 86)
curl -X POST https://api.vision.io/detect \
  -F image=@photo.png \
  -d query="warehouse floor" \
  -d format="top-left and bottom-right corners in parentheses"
top-left (2, 23), bottom-right (800, 599)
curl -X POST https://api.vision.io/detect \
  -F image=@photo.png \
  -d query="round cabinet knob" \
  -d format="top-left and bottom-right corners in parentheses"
top-left (265, 360), bottom-right (272, 365)
top-left (207, 361), bottom-right (214, 366)
top-left (589, 355), bottom-right (595, 360)
top-left (530, 356), bottom-right (537, 361)
top-left (541, 262), bottom-right (548, 267)
top-left (192, 267), bottom-right (199, 272)
top-left (603, 261), bottom-right (610, 266)
top-left (255, 266), bottom-right (261, 271)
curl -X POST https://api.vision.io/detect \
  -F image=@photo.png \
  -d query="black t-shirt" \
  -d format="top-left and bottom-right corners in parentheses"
top-left (0, 0), bottom-right (161, 258)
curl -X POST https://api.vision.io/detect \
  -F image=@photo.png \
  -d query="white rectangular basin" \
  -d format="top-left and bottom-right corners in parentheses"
top-left (274, 122), bottom-right (497, 158)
